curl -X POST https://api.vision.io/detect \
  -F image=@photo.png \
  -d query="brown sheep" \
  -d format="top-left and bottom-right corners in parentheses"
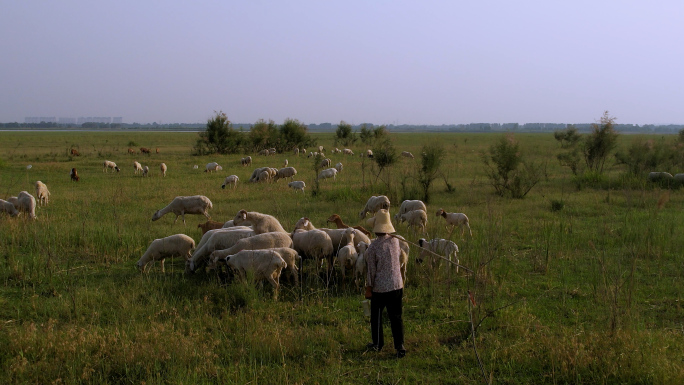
top-left (326, 214), bottom-right (372, 237)
top-left (140, 147), bottom-right (151, 154)
top-left (197, 220), bottom-right (225, 235)
top-left (70, 148), bottom-right (80, 156)
top-left (128, 148), bottom-right (136, 155)
top-left (70, 168), bottom-right (80, 182)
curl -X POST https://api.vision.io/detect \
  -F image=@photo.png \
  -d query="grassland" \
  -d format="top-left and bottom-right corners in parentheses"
top-left (0, 131), bottom-right (682, 384)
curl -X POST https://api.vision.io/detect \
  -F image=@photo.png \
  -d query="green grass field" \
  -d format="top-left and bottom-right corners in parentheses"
top-left (0, 131), bottom-right (682, 384)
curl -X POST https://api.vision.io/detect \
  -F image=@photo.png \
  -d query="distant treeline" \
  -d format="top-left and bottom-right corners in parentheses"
top-left (1, 121), bottom-right (682, 134)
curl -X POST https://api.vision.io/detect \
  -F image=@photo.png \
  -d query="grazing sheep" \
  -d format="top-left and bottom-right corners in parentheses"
top-left (70, 148), bottom-right (80, 156)
top-left (293, 148), bottom-right (300, 156)
top-left (318, 145), bottom-right (324, 153)
top-left (140, 147), bottom-right (151, 154)
top-left (222, 219), bottom-right (252, 229)
top-left (283, 159), bottom-right (288, 167)
top-left (233, 209), bottom-right (288, 234)
top-left (401, 151), bottom-right (415, 159)
top-left (648, 172), bottom-right (674, 182)
top-left (317, 168), bottom-right (338, 181)
top-left (294, 217), bottom-right (371, 255)
top-left (259, 149), bottom-right (270, 156)
top-left (127, 148), bottom-right (136, 155)
top-left (10, 191), bottom-right (37, 219)
top-left (291, 229), bottom-right (334, 270)
top-left (365, 149), bottom-right (373, 158)
top-left (301, 148), bottom-right (307, 154)
top-left (223, 249), bottom-right (288, 298)
top-left (193, 165), bottom-right (199, 170)
top-left (0, 199), bottom-right (19, 217)
top-left (133, 161), bottom-right (143, 175)
top-left (335, 162), bottom-right (343, 173)
top-left (103, 160), bottom-right (120, 172)
top-left (70, 168), bottom-right (80, 182)
top-left (160, 163), bottom-right (167, 177)
top-left (269, 148), bottom-right (277, 155)
top-left (675, 173), bottom-right (684, 184)
top-left (151, 195), bottom-right (213, 224)
top-left (194, 227), bottom-right (254, 258)
top-left (325, 214), bottom-right (371, 236)
top-left (359, 195), bottom-right (391, 219)
top-left (257, 170), bottom-right (271, 183)
top-left (268, 247), bottom-right (300, 284)
top-left (241, 156), bottom-right (252, 167)
top-left (205, 162), bottom-right (222, 173)
top-left (142, 165), bottom-right (149, 177)
top-left (34, 181), bottom-right (50, 206)
top-left (288, 181), bottom-right (306, 193)
top-left (208, 232), bottom-right (294, 268)
top-left (188, 228), bottom-right (256, 272)
top-left (136, 234), bottom-right (196, 273)
top-left (221, 175), bottom-right (239, 189)
top-left (274, 167), bottom-right (297, 182)
top-left (394, 200), bottom-right (427, 221)
top-left (417, 238), bottom-right (459, 272)
top-left (197, 220), bottom-right (225, 234)
top-left (343, 148), bottom-right (354, 155)
top-left (249, 167), bottom-right (270, 182)
top-left (156, 148), bottom-right (160, 154)
top-left (398, 209), bottom-right (428, 233)
top-left (319, 158), bottom-right (332, 169)
top-left (337, 228), bottom-right (359, 284)
top-left (436, 208), bottom-right (472, 237)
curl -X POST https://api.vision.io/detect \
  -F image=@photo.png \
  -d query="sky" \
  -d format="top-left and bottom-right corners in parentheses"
top-left (1, 1), bottom-right (683, 125)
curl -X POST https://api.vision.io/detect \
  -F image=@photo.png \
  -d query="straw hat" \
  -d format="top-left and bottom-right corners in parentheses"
top-left (370, 209), bottom-right (395, 234)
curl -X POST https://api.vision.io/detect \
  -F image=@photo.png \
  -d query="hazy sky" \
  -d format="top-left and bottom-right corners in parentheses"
top-left (1, 1), bottom-right (683, 125)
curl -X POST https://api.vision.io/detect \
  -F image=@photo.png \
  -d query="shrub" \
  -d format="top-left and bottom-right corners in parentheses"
top-left (615, 138), bottom-right (672, 175)
top-left (553, 125), bottom-right (581, 148)
top-left (482, 134), bottom-right (543, 198)
top-left (279, 118), bottom-right (315, 151)
top-left (334, 121), bottom-right (357, 147)
top-left (417, 144), bottom-right (445, 203)
top-left (194, 111), bottom-right (244, 155)
top-left (248, 119), bottom-right (279, 152)
top-left (582, 111), bottom-right (619, 174)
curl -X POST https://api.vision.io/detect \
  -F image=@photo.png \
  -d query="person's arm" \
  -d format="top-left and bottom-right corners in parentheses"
top-left (365, 246), bottom-right (376, 298)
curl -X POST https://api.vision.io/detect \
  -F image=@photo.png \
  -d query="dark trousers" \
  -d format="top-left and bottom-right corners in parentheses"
top-left (370, 288), bottom-right (405, 351)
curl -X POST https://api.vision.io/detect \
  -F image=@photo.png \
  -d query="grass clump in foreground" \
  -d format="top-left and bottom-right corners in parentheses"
top-left (0, 131), bottom-right (683, 384)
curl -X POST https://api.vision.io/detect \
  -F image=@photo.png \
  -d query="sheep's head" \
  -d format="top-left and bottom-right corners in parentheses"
top-left (294, 217), bottom-right (311, 230)
top-left (234, 209), bottom-right (248, 223)
top-left (326, 214), bottom-right (340, 223)
top-left (114, 166), bottom-right (120, 172)
top-left (436, 209), bottom-right (446, 217)
top-left (356, 241), bottom-right (369, 254)
top-left (221, 184), bottom-right (226, 189)
top-left (151, 210), bottom-right (162, 221)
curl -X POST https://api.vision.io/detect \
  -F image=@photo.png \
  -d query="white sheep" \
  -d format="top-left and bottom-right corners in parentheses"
top-left (193, 165), bottom-right (199, 170)
top-left (142, 165), bottom-right (149, 177)
top-left (417, 238), bottom-right (459, 272)
top-left (223, 249), bottom-right (287, 298)
top-left (354, 241), bottom-right (369, 288)
top-left (194, 226), bottom-right (254, 255)
top-left (188, 228), bottom-right (255, 272)
top-left (136, 234), bottom-right (196, 273)
top-left (359, 195), bottom-right (391, 219)
top-left (318, 145), bottom-right (324, 153)
top-left (241, 156), bottom-right (253, 167)
top-left (151, 195), bottom-right (213, 224)
top-left (268, 247), bottom-right (300, 284)
top-left (293, 217), bottom-right (371, 255)
top-left (208, 232), bottom-right (294, 267)
top-left (394, 200), bottom-right (426, 221)
top-left (293, 148), bottom-right (300, 156)
top-left (103, 160), bottom-right (120, 172)
top-left (317, 168), bottom-right (338, 181)
top-left (365, 149), bottom-right (373, 158)
top-left (268, 148), bottom-right (277, 155)
top-left (335, 162), bottom-right (343, 173)
top-left (221, 175), bottom-right (239, 189)
top-left (0, 199), bottom-right (19, 217)
top-left (319, 158), bottom-right (332, 169)
top-left (257, 170), bottom-right (271, 183)
top-left (233, 209), bottom-right (288, 234)
top-left (160, 163), bottom-right (167, 177)
top-left (337, 228), bottom-right (359, 284)
top-left (401, 151), bottom-right (415, 159)
top-left (291, 229), bottom-right (334, 270)
top-left (258, 149), bottom-right (270, 156)
top-left (249, 167), bottom-right (270, 182)
top-left (343, 148), bottom-right (354, 155)
top-left (283, 159), bottom-right (288, 168)
top-left (9, 191), bottom-right (37, 219)
top-left (301, 148), bottom-right (307, 154)
top-left (34, 181), bottom-right (50, 206)
top-left (398, 209), bottom-right (428, 233)
top-left (222, 220), bottom-right (253, 229)
top-left (205, 162), bottom-right (222, 173)
top-left (436, 208), bottom-right (472, 237)
top-left (133, 161), bottom-right (143, 175)
top-left (274, 167), bottom-right (297, 182)
top-left (288, 181), bottom-right (306, 193)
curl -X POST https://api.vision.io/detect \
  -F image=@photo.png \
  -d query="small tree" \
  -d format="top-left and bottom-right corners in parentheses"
top-left (248, 119), bottom-right (279, 152)
top-left (553, 125), bottom-right (581, 148)
top-left (482, 134), bottom-right (542, 198)
top-left (194, 111), bottom-right (244, 155)
top-left (372, 138), bottom-right (397, 192)
top-left (279, 118), bottom-right (315, 152)
top-left (417, 144), bottom-right (445, 203)
top-left (334, 121), bottom-right (357, 147)
top-left (359, 124), bottom-right (374, 145)
top-left (583, 111), bottom-right (619, 174)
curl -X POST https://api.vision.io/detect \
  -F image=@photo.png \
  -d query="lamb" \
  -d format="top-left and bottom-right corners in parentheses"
top-left (151, 195), bottom-right (213, 224)
top-left (34, 181), bottom-right (50, 206)
top-left (319, 158), bottom-right (331, 169)
top-left (241, 156), bottom-right (252, 167)
top-left (325, 214), bottom-right (371, 237)
top-left (70, 148), bottom-right (81, 156)
top-left (274, 167), bottom-right (297, 182)
top-left (359, 195), bottom-right (391, 219)
top-left (317, 168), bottom-right (338, 181)
top-left (401, 151), bottom-right (415, 159)
top-left (221, 175), bottom-right (239, 189)
top-left (70, 168), bottom-right (80, 182)
top-left (335, 162), bottom-right (343, 173)
top-left (103, 160), bottom-right (120, 172)
top-left (136, 234), bottom-right (196, 273)
top-left (283, 159), bottom-right (288, 167)
top-left (222, 249), bottom-right (288, 298)
top-left (205, 162), bottom-right (222, 173)
top-left (197, 220), bottom-right (225, 234)
top-left (142, 165), bottom-right (149, 177)
top-left (233, 209), bottom-right (288, 234)
top-left (294, 217), bottom-right (371, 255)
top-left (436, 208), bottom-right (472, 237)
top-left (9, 191), bottom-right (37, 219)
top-left (288, 181), bottom-right (306, 193)
top-left (354, 241), bottom-right (369, 288)
top-left (0, 199), bottom-right (19, 217)
top-left (398, 209), bottom-right (428, 233)
top-left (268, 247), bottom-right (300, 284)
top-left (127, 148), bottom-right (136, 155)
top-left (208, 232), bottom-right (294, 268)
top-left (337, 228), bottom-right (359, 285)
top-left (343, 148), bottom-right (354, 155)
top-left (417, 238), bottom-right (459, 272)
top-left (188, 228), bottom-right (256, 272)
top-left (160, 163), bottom-right (167, 177)
top-left (133, 161), bottom-right (143, 175)
top-left (394, 200), bottom-right (427, 221)
top-left (291, 229), bottom-right (334, 270)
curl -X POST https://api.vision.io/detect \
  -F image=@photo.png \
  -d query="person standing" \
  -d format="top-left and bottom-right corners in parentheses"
top-left (365, 209), bottom-right (406, 358)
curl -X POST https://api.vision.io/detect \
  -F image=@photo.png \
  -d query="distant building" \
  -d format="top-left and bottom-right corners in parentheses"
top-left (25, 117), bottom-right (57, 123)
top-left (58, 117), bottom-right (77, 124)
top-left (112, 117), bottom-right (123, 124)
top-left (78, 117), bottom-right (112, 124)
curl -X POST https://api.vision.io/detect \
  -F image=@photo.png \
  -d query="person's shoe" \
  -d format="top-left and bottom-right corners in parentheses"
top-left (396, 349), bottom-right (406, 358)
top-left (366, 343), bottom-right (381, 352)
